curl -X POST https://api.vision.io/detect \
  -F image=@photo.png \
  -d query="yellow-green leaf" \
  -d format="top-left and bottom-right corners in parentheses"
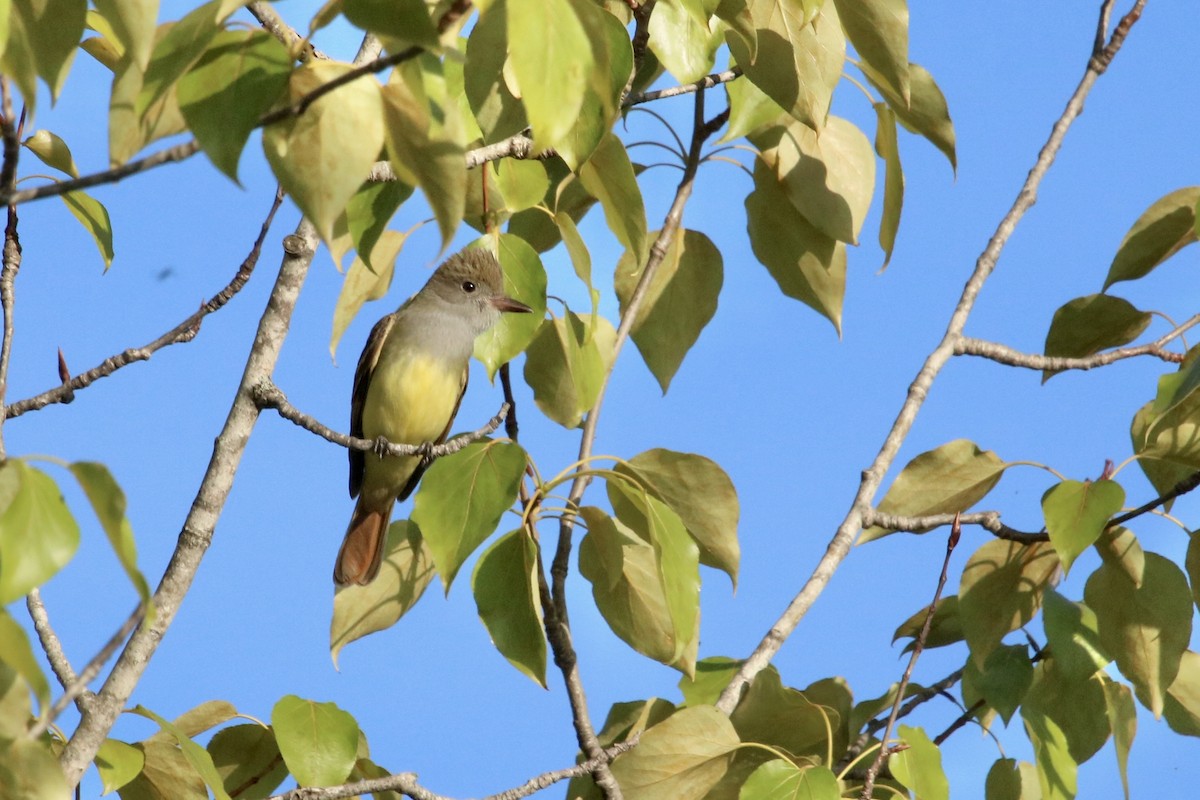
top-left (959, 539), bottom-right (1059, 667)
top-left (0, 461), bottom-right (80, 604)
top-left (131, 705), bottom-right (232, 800)
top-left (610, 706), bottom-right (738, 800)
top-left (1104, 186), bottom-right (1200, 289)
top-left (342, 0), bottom-right (437, 47)
top-left (207, 724), bottom-right (288, 800)
top-left (0, 609), bottom-right (49, 713)
top-left (263, 60), bottom-right (385, 245)
top-left (1041, 294), bottom-right (1152, 382)
top-left (178, 29), bottom-right (292, 183)
top-left (68, 461), bottom-right (151, 609)
top-left (62, 189), bottom-right (115, 270)
top-left (330, 521), bottom-right (436, 666)
top-left (1101, 678), bottom-right (1136, 800)
top-left (738, 761), bottom-right (840, 800)
top-left (93, 0), bottom-right (157, 71)
top-left (863, 439), bottom-right (1007, 543)
top-left (1022, 712), bottom-right (1077, 800)
top-left (984, 758), bottom-right (1041, 800)
top-left (329, 229), bottom-right (408, 359)
top-left (411, 440), bottom-right (527, 592)
top-left (507, 0), bottom-right (593, 151)
top-left (464, 1), bottom-right (527, 143)
top-left (648, 0), bottom-right (721, 84)
top-left (874, 102), bottom-right (904, 269)
top-left (891, 725), bottom-right (948, 800)
top-left (522, 312), bottom-right (613, 429)
top-left (0, 737), bottom-right (70, 800)
top-left (578, 132), bottom-right (647, 260)
top-left (471, 529), bottom-right (546, 687)
top-left (615, 228), bottom-right (723, 393)
top-left (832, 0), bottom-right (909, 103)
top-left (270, 696), bottom-right (359, 788)
top-left (861, 60), bottom-right (955, 172)
top-left (1041, 478), bottom-right (1125, 574)
top-left (22, 129), bottom-right (78, 177)
top-left (95, 738), bottom-right (144, 795)
top-left (1041, 590), bottom-right (1109, 680)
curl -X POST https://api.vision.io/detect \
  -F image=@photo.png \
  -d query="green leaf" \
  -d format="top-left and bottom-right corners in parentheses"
top-left (715, 0), bottom-right (756, 65)
top-left (1095, 525), bottom-right (1145, 588)
top-left (507, 0), bottom-right (593, 151)
top-left (861, 60), bottom-right (956, 172)
top-left (745, 158), bottom-right (845, 332)
top-left (471, 529), bottom-right (546, 686)
top-left (721, 68), bottom-right (787, 143)
top-left (0, 461), bottom-right (80, 604)
top-left (607, 483), bottom-right (701, 670)
top-left (615, 228), bottom-right (723, 393)
top-left (108, 40), bottom-right (188, 165)
top-left (472, 234), bottom-right (548, 378)
top-left (6, 0), bottom-right (86, 102)
top-left (862, 439), bottom-right (1007, 543)
top-left (136, 0), bottom-right (245, 117)
top-left (464, 1), bottom-right (527, 143)
top-left (578, 506), bottom-right (699, 673)
top-left (342, 0), bottom-right (437, 46)
top-left (1188, 532), bottom-right (1200, 613)
top-left (1022, 660), bottom-right (1111, 765)
top-left (119, 739), bottom-right (206, 800)
top-left (0, 609), bottom-right (49, 714)
top-left (1085, 552), bottom-right (1192, 718)
top-left (1041, 590), bottom-right (1108, 679)
top-left (1101, 678), bottom-right (1136, 800)
top-left (178, 29), bottom-right (292, 183)
top-left (678, 657), bottom-right (741, 708)
top-left (1041, 294), bottom-right (1152, 382)
top-left (959, 539), bottom-right (1059, 667)
top-left (329, 229), bottom-right (408, 359)
top-left (615, 448), bottom-right (740, 588)
top-left (1136, 356), bottom-right (1200, 469)
top-left (95, 738), bottom-right (144, 795)
top-left (68, 461), bottom-right (152, 609)
top-left (874, 103), bottom-right (904, 269)
top-left (207, 724), bottom-right (288, 800)
top-left (555, 210), bottom-right (595, 302)
top-left (0, 662), bottom-right (30, 740)
top-left (412, 440), bottom-right (526, 592)
top-left (1104, 186), bottom-right (1200, 289)
top-left (890, 725), bottom-right (948, 800)
top-left (1022, 712), bottom-right (1077, 800)
top-left (270, 696), bottom-right (360, 788)
top-left (648, 0), bottom-right (721, 84)
top-left (833, 0), bottom-right (908, 103)
top-left (381, 55), bottom-right (467, 250)
top-left (92, 0), bottom-right (157, 70)
top-left (149, 700), bottom-right (238, 741)
top-left (730, 667), bottom-right (834, 762)
top-left (130, 705), bottom-right (232, 800)
top-left (493, 159), bottom-right (550, 214)
top-left (330, 521), bottom-right (436, 665)
top-left (1129, 399), bottom-right (1195, 506)
top-left (22, 129), bottom-right (78, 177)
top-left (578, 132), bottom-right (648, 261)
top-left (346, 181), bottom-right (413, 271)
top-left (610, 706), bottom-right (738, 800)
top-left (522, 312), bottom-right (613, 429)
top-left (892, 595), bottom-right (963, 651)
top-left (1041, 478), bottom-right (1124, 574)
top-left (263, 60), bottom-right (385, 245)
top-left (984, 758), bottom-right (1042, 800)
top-left (968, 644), bottom-right (1033, 725)
top-left (739, 761), bottom-right (840, 800)
top-left (62, 189), bottom-right (115, 270)
top-left (507, 157), bottom-right (599, 252)
top-left (727, 0), bottom-right (844, 131)
top-left (1162, 649), bottom-right (1200, 737)
top-left (752, 115), bottom-right (875, 245)
top-left (0, 738), bottom-right (71, 800)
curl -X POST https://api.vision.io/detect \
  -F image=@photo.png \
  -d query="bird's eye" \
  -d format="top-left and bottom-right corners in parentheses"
top-left (461, 281), bottom-right (476, 293)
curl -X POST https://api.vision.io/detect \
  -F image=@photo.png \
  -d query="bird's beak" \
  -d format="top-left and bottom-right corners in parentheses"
top-left (491, 295), bottom-right (533, 314)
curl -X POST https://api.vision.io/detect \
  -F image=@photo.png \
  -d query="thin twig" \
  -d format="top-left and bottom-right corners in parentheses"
top-left (840, 667), bottom-right (967, 771)
top-left (0, 140), bottom-right (201, 206)
top-left (955, 314), bottom-right (1198, 371)
top-left (254, 380), bottom-right (509, 458)
top-left (27, 603), bottom-right (146, 740)
top-left (865, 510), bottom-right (1048, 543)
top-left (26, 589), bottom-right (78, 692)
top-left (624, 68), bottom-right (742, 107)
top-left (246, 1), bottom-right (327, 61)
top-left (932, 699), bottom-right (987, 746)
top-left (714, 0), bottom-right (1149, 716)
top-left (860, 518), bottom-right (961, 799)
top-left (5, 187), bottom-right (285, 419)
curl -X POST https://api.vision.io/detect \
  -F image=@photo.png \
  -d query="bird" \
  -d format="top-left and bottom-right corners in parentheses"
top-left (334, 248), bottom-right (532, 586)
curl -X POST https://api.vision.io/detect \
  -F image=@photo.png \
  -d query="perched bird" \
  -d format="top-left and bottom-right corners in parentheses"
top-left (334, 248), bottom-right (532, 586)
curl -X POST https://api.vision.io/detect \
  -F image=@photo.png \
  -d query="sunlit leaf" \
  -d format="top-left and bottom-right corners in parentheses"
top-left (95, 738), bottom-right (144, 795)
top-left (615, 228), bottom-right (723, 393)
top-left (891, 725), bottom-right (948, 800)
top-left (522, 312), bottom-right (613, 429)
top-left (1041, 294), bottom-right (1152, 382)
top-left (131, 705), bottom-right (232, 800)
top-left (861, 60), bottom-right (955, 172)
top-left (1022, 660), bottom-right (1109, 764)
top-left (342, 0), bottom-right (437, 46)
top-left (263, 60), bottom-right (384, 245)
top-left (62, 190), bottom-right (115, 271)
top-left (507, 0), bottom-right (592, 150)
top-left (412, 440), bottom-right (526, 592)
top-left (464, 1), bottom-right (527, 143)
top-left (1102, 678), bottom-right (1136, 800)
top-left (472, 529), bottom-right (546, 686)
top-left (1022, 712), bottom-right (1077, 800)
top-left (0, 461), bottom-right (80, 605)
top-left (738, 760), bottom-right (840, 800)
top-left (92, 0), bottom-right (157, 70)
top-left (330, 521), bottom-right (436, 665)
top-left (1104, 186), bottom-right (1200, 289)
top-left (578, 132), bottom-right (647, 261)
top-left (1041, 478), bottom-right (1124, 574)
top-left (271, 695), bottom-right (359, 788)
top-left (862, 439), bottom-right (1007, 543)
top-left (874, 103), bottom-right (904, 269)
top-left (610, 706), bottom-right (738, 800)
top-left (22, 129), bottom-right (79, 177)
top-left (0, 738), bottom-right (71, 800)
top-left (119, 739), bottom-right (206, 800)
top-left (833, 0), bottom-right (908, 103)
top-left (329, 229), bottom-right (408, 359)
top-left (648, 0), bottom-right (721, 84)
top-left (984, 758), bottom-right (1042, 800)
top-left (959, 539), bottom-right (1060, 667)
top-left (1085, 553), bottom-right (1192, 718)
top-left (0, 609), bottom-right (49, 713)
top-left (893, 595), bottom-right (963, 651)
top-left (68, 461), bottom-right (152, 608)
top-left (1042, 590), bottom-right (1108, 680)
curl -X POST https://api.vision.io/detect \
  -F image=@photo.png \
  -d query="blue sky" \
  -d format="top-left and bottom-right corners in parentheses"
top-left (7, 1), bottom-right (1200, 797)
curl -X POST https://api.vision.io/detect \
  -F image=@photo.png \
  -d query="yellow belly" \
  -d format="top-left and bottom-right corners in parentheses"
top-left (360, 351), bottom-right (463, 496)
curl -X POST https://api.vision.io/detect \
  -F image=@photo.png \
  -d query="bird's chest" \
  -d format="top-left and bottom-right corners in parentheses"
top-left (362, 350), bottom-right (464, 445)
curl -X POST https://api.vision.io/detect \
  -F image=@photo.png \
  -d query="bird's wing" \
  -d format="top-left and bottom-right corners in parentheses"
top-left (348, 311), bottom-right (397, 499)
top-left (397, 365), bottom-right (468, 501)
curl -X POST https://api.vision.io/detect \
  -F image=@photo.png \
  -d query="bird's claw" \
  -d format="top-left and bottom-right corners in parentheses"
top-left (372, 436), bottom-right (391, 458)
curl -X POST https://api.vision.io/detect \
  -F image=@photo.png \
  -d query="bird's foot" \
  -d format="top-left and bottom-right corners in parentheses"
top-left (372, 436), bottom-right (391, 458)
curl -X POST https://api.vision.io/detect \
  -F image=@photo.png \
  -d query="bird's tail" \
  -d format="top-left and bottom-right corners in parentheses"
top-left (334, 496), bottom-right (395, 586)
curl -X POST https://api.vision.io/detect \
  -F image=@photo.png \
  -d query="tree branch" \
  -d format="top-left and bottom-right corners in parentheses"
top-left (624, 68), bottom-right (742, 108)
top-left (864, 509), bottom-right (1048, 543)
top-left (0, 140), bottom-right (201, 206)
top-left (246, 1), bottom-right (328, 61)
top-left (860, 521), bottom-right (960, 798)
top-left (5, 186), bottom-right (284, 420)
top-left (955, 313), bottom-right (1198, 371)
top-left (714, 0), bottom-right (1149, 715)
top-left (253, 379), bottom-right (509, 458)
top-left (25, 588), bottom-right (78, 693)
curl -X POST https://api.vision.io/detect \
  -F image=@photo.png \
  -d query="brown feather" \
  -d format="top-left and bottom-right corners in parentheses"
top-left (334, 495), bottom-right (395, 585)
top-left (348, 312), bottom-right (397, 499)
